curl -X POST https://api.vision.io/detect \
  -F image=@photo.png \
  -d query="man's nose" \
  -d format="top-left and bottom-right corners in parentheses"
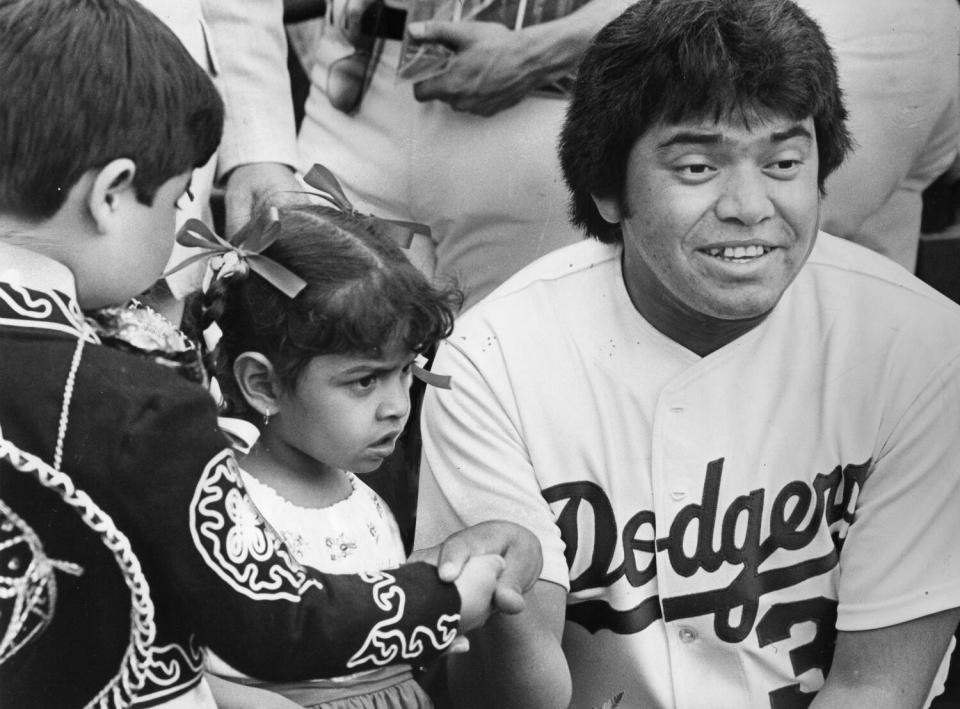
top-left (714, 166), bottom-right (775, 226)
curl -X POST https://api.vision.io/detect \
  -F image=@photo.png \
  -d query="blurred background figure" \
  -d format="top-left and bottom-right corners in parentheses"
top-left (280, 0), bottom-right (960, 310)
top-left (138, 0), bottom-right (302, 317)
top-left (798, 0), bottom-right (959, 275)
top-left (155, 0), bottom-right (957, 310)
top-left (267, 0), bottom-right (635, 310)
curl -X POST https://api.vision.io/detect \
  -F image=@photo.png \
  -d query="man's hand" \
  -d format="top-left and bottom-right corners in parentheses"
top-left (411, 520), bottom-right (543, 614)
top-left (409, 21), bottom-right (547, 116)
top-left (223, 162), bottom-right (304, 237)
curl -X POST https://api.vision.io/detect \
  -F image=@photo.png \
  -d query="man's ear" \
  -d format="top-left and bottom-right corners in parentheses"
top-left (591, 193), bottom-right (623, 225)
top-left (87, 158), bottom-right (137, 234)
top-left (233, 352), bottom-right (283, 418)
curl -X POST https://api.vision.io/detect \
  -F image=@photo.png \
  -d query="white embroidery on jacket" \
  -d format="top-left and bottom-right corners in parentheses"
top-left (0, 429), bottom-right (156, 708)
top-left (0, 283), bottom-right (96, 341)
top-left (190, 450), bottom-right (325, 601)
top-left (132, 637), bottom-right (206, 705)
top-left (346, 571), bottom-right (459, 668)
top-left (0, 499), bottom-right (82, 664)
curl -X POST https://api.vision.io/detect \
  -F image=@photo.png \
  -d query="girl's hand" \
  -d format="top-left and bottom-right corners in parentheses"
top-left (416, 520), bottom-right (543, 614)
top-left (453, 554), bottom-right (506, 632)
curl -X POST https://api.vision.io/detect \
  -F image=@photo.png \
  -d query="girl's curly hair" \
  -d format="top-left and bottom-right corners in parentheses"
top-left (184, 203), bottom-right (461, 419)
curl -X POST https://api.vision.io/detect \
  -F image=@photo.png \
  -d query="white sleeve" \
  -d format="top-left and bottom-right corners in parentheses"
top-left (415, 336), bottom-right (571, 589)
top-left (200, 0), bottom-right (300, 178)
top-left (836, 348), bottom-right (960, 631)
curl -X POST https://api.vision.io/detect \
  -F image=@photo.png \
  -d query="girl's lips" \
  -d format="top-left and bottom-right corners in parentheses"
top-left (370, 431), bottom-right (402, 448)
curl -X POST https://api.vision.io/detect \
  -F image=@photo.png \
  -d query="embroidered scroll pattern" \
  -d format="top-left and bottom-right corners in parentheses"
top-left (346, 570), bottom-right (459, 669)
top-left (190, 449), bottom-right (326, 601)
top-left (0, 429), bottom-right (151, 707)
top-left (0, 283), bottom-right (94, 341)
top-left (0, 498), bottom-right (82, 664)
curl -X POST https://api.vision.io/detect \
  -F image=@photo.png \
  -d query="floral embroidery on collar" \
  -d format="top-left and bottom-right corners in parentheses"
top-left (324, 533), bottom-right (358, 561)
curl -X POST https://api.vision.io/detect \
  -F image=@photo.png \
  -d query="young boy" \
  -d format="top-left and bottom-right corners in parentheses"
top-left (0, 1), bottom-right (537, 706)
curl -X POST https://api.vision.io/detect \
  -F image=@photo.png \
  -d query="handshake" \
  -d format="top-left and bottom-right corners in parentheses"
top-left (409, 520), bottom-right (544, 637)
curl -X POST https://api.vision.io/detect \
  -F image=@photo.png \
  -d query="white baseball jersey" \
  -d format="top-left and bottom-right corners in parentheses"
top-left (416, 234), bottom-right (960, 709)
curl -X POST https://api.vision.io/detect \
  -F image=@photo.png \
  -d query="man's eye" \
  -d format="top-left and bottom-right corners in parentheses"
top-left (765, 159), bottom-right (803, 178)
top-left (676, 163), bottom-right (716, 181)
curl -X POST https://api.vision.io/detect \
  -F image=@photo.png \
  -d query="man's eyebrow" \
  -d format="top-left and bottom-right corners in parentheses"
top-left (770, 124), bottom-right (813, 143)
top-left (656, 132), bottom-right (723, 150)
top-left (656, 124), bottom-right (814, 151)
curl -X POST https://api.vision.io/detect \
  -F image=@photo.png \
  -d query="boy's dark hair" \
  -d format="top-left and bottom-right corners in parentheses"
top-left (187, 204), bottom-right (462, 420)
top-left (0, 0), bottom-right (223, 220)
top-left (559, 0), bottom-right (852, 243)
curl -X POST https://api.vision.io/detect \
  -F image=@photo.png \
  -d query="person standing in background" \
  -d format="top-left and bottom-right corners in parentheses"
top-left (797, 0), bottom-right (960, 273)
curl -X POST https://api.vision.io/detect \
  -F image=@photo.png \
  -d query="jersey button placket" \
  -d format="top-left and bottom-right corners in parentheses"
top-left (663, 401), bottom-right (690, 504)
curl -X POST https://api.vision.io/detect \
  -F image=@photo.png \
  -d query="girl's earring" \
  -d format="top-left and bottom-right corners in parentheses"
top-left (263, 410), bottom-right (272, 427)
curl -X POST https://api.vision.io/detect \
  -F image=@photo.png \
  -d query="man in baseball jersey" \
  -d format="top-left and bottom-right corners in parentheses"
top-left (414, 0), bottom-right (960, 707)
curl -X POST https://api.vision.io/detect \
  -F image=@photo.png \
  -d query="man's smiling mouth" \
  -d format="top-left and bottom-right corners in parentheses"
top-left (702, 245), bottom-right (774, 262)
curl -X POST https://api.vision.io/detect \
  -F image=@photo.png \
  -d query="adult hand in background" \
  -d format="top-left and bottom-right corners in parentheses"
top-left (411, 520), bottom-right (543, 614)
top-left (409, 21), bottom-right (548, 116)
top-left (223, 162), bottom-right (304, 237)
top-left (408, 0), bottom-right (629, 116)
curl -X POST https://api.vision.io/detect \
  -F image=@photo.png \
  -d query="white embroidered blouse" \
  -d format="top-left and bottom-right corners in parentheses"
top-left (238, 469), bottom-right (407, 573)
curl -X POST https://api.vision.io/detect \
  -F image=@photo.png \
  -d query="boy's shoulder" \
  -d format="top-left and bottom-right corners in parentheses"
top-left (1, 315), bottom-right (228, 509)
top-left (0, 245), bottom-right (210, 407)
top-left (3, 321), bottom-right (217, 429)
top-left (0, 275), bottom-right (219, 450)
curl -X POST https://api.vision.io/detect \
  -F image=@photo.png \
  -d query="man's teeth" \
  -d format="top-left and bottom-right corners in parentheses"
top-left (705, 245), bottom-right (771, 260)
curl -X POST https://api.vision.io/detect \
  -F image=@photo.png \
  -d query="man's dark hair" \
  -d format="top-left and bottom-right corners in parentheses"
top-left (559, 0), bottom-right (852, 243)
top-left (0, 0), bottom-right (223, 220)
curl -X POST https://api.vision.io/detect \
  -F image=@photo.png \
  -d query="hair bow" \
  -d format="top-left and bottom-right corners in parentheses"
top-left (302, 164), bottom-right (431, 249)
top-left (414, 353), bottom-right (451, 390)
top-left (302, 165), bottom-right (449, 390)
top-left (163, 209), bottom-right (307, 299)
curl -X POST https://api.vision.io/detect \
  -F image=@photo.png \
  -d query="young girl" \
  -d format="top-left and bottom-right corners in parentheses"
top-left (189, 202), bottom-right (467, 709)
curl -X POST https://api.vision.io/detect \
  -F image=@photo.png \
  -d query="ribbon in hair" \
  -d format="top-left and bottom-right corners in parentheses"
top-left (303, 164), bottom-right (431, 249)
top-left (413, 354), bottom-right (451, 390)
top-left (304, 165), bottom-right (449, 389)
top-left (163, 209), bottom-right (307, 299)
